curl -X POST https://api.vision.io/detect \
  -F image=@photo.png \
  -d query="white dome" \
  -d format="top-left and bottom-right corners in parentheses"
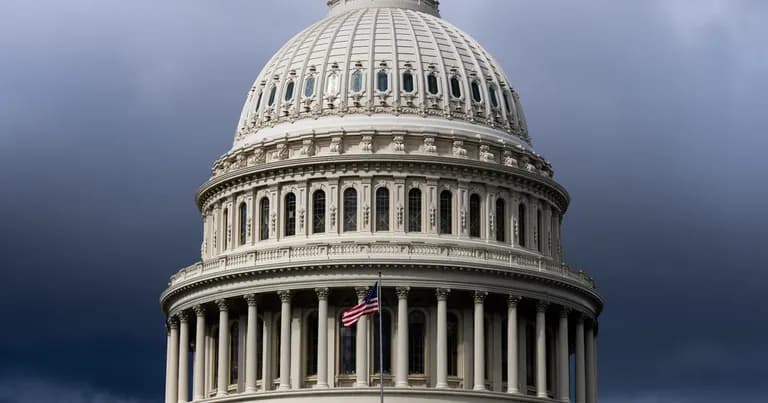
top-left (234, 0), bottom-right (530, 150)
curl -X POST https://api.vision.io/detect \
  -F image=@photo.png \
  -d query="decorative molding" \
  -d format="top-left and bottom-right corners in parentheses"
top-left (244, 293), bottom-right (258, 306)
top-left (315, 288), bottom-right (330, 300)
top-left (277, 290), bottom-right (292, 303)
top-left (473, 291), bottom-right (488, 303)
top-left (215, 299), bottom-right (228, 311)
top-left (435, 288), bottom-right (451, 301)
top-left (395, 287), bottom-right (410, 299)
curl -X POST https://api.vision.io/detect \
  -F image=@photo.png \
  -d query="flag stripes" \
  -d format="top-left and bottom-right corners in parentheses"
top-left (342, 282), bottom-right (379, 327)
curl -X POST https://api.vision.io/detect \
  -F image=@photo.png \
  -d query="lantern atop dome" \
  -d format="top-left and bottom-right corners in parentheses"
top-left (327, 0), bottom-right (440, 17)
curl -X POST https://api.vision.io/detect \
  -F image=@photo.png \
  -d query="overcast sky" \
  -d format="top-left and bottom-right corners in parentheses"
top-left (1, 1), bottom-right (766, 402)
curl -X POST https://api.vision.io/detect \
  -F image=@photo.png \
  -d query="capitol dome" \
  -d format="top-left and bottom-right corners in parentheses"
top-left (161, 1), bottom-right (602, 403)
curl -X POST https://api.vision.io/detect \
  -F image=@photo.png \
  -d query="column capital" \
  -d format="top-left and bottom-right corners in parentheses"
top-left (473, 291), bottom-right (488, 303)
top-left (178, 310), bottom-right (190, 323)
top-left (536, 300), bottom-right (550, 313)
top-left (507, 295), bottom-right (522, 307)
top-left (559, 306), bottom-right (572, 318)
top-left (167, 316), bottom-right (180, 329)
top-left (435, 288), bottom-right (451, 301)
top-left (215, 299), bottom-right (228, 311)
top-left (355, 286), bottom-right (369, 299)
top-left (193, 304), bottom-right (206, 317)
top-left (277, 290), bottom-right (292, 303)
top-left (395, 286), bottom-right (410, 299)
top-left (244, 293), bottom-right (258, 306)
top-left (315, 287), bottom-right (330, 300)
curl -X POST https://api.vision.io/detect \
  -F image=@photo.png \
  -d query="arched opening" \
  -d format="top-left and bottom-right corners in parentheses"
top-left (537, 209), bottom-right (543, 251)
top-left (469, 194), bottom-right (481, 238)
top-left (407, 188), bottom-right (422, 233)
top-left (427, 74), bottom-right (439, 95)
top-left (259, 197), bottom-right (270, 241)
top-left (489, 85), bottom-right (499, 108)
top-left (284, 193), bottom-right (296, 237)
top-left (239, 202), bottom-right (248, 246)
top-left (313, 190), bottom-right (326, 234)
top-left (408, 310), bottom-right (426, 374)
top-left (373, 309), bottom-right (392, 374)
top-left (343, 188), bottom-right (358, 232)
top-left (284, 81), bottom-right (295, 102)
top-left (304, 76), bottom-right (316, 98)
top-left (377, 70), bottom-right (389, 92)
top-left (402, 71), bottom-right (415, 93)
top-left (471, 81), bottom-right (482, 103)
top-left (440, 190), bottom-right (452, 234)
top-left (450, 76), bottom-right (462, 98)
top-left (518, 203), bottom-right (527, 248)
top-left (254, 90), bottom-right (263, 112)
top-left (305, 312), bottom-right (318, 377)
top-left (326, 73), bottom-right (339, 95)
top-left (267, 85), bottom-right (277, 107)
top-left (375, 187), bottom-right (390, 232)
top-left (496, 198), bottom-right (506, 242)
top-left (222, 208), bottom-right (229, 250)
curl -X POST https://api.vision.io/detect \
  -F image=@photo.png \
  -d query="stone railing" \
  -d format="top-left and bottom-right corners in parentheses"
top-left (168, 242), bottom-right (595, 290)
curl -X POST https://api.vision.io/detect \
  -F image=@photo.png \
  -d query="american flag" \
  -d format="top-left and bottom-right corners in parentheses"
top-left (342, 282), bottom-right (379, 327)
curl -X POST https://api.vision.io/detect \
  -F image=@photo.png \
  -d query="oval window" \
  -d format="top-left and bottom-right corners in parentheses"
top-left (304, 76), bottom-right (315, 98)
top-left (489, 85), bottom-right (499, 108)
top-left (427, 74), bottom-right (439, 95)
top-left (403, 72), bottom-right (414, 93)
top-left (377, 71), bottom-right (389, 92)
top-left (471, 81), bottom-right (482, 103)
top-left (351, 71), bottom-right (364, 93)
top-left (267, 86), bottom-right (277, 106)
top-left (254, 91), bottom-right (263, 111)
top-left (326, 73), bottom-right (339, 95)
top-left (503, 90), bottom-right (513, 114)
top-left (284, 81), bottom-right (295, 102)
top-left (450, 77), bottom-right (461, 98)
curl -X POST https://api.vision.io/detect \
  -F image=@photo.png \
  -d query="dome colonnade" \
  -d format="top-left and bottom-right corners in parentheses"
top-left (160, 0), bottom-right (604, 402)
top-left (163, 287), bottom-right (599, 403)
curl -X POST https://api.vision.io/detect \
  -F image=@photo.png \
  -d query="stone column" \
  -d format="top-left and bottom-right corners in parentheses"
top-left (216, 300), bottom-right (229, 397)
top-left (315, 288), bottom-right (330, 388)
top-left (395, 287), bottom-right (410, 387)
top-left (277, 290), bottom-right (292, 391)
top-left (244, 294), bottom-right (258, 393)
top-left (575, 315), bottom-right (586, 403)
top-left (558, 308), bottom-right (570, 402)
top-left (536, 302), bottom-right (548, 398)
top-left (192, 306), bottom-right (206, 401)
top-left (473, 291), bottom-right (487, 391)
top-left (507, 296), bottom-right (521, 394)
top-left (355, 287), bottom-right (369, 387)
top-left (586, 320), bottom-right (597, 403)
top-left (435, 288), bottom-right (450, 389)
top-left (165, 317), bottom-right (180, 403)
top-left (177, 312), bottom-right (190, 403)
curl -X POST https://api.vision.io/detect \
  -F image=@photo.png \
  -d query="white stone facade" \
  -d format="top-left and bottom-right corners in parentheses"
top-left (161, 1), bottom-right (603, 403)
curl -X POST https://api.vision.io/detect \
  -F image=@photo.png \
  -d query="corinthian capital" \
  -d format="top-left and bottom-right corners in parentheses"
top-left (315, 288), bottom-right (330, 300)
top-left (244, 294), bottom-right (258, 306)
top-left (473, 291), bottom-right (488, 303)
top-left (277, 290), bottom-right (292, 303)
top-left (435, 288), bottom-right (450, 301)
top-left (215, 299), bottom-right (228, 312)
top-left (395, 286), bottom-right (410, 299)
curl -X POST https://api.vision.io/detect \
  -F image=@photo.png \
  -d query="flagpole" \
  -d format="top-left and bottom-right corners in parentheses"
top-left (378, 271), bottom-right (384, 403)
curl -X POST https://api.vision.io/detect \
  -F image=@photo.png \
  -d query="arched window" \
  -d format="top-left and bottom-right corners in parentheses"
top-left (427, 74), bottom-right (439, 95)
top-left (496, 199), bottom-right (506, 242)
top-left (503, 90), bottom-right (514, 114)
top-left (350, 70), bottom-right (364, 93)
top-left (267, 85), bottom-right (277, 106)
top-left (469, 194), bottom-right (481, 238)
top-left (471, 81), bottom-right (482, 103)
top-left (284, 81), bottom-right (295, 102)
top-left (230, 322), bottom-right (239, 385)
top-left (339, 313), bottom-right (356, 374)
top-left (284, 193), bottom-right (296, 237)
top-left (408, 311), bottom-right (426, 374)
top-left (326, 73), bottom-right (339, 95)
top-left (447, 313), bottom-right (459, 376)
top-left (537, 209), bottom-right (543, 251)
top-left (222, 208), bottom-right (229, 250)
top-left (312, 190), bottom-right (326, 234)
top-left (408, 188), bottom-right (422, 232)
top-left (403, 71), bottom-right (415, 93)
top-left (305, 312), bottom-right (318, 376)
top-left (377, 70), bottom-right (389, 92)
top-left (373, 310), bottom-right (392, 374)
top-left (254, 90), bottom-right (263, 112)
top-left (239, 202), bottom-right (248, 246)
top-left (343, 188), bottom-right (358, 232)
top-left (304, 76), bottom-right (316, 98)
top-left (518, 203), bottom-right (527, 247)
top-left (375, 187), bottom-right (390, 232)
top-left (489, 85), bottom-right (499, 108)
top-left (259, 197), bottom-right (270, 241)
top-left (440, 190), bottom-right (452, 234)
top-left (450, 76), bottom-right (462, 98)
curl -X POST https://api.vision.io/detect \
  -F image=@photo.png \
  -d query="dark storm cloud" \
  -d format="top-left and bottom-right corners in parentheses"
top-left (0, 1), bottom-right (765, 402)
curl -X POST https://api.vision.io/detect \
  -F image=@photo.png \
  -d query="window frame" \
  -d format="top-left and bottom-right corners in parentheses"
top-left (284, 192), bottom-right (296, 237)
